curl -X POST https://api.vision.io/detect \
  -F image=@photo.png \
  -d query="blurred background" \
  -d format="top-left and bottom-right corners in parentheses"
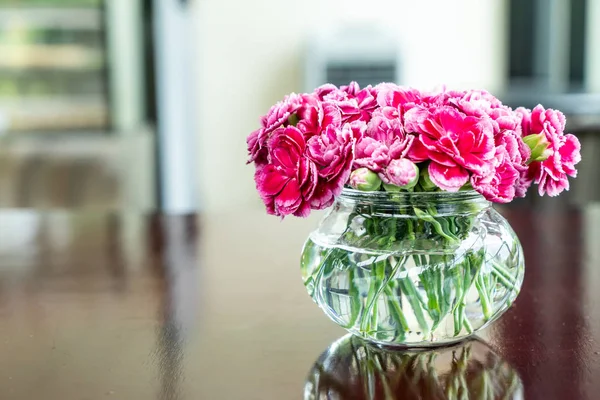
top-left (0, 0), bottom-right (598, 212)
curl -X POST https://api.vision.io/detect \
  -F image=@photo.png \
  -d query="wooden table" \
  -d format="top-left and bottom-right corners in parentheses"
top-left (0, 207), bottom-right (598, 399)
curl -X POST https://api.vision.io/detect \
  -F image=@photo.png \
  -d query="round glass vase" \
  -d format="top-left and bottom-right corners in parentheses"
top-left (300, 189), bottom-right (525, 347)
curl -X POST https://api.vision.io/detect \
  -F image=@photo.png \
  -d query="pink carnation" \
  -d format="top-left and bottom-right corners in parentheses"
top-left (421, 87), bottom-right (466, 107)
top-left (248, 83), bottom-right (581, 215)
top-left (254, 126), bottom-right (317, 217)
top-left (461, 101), bottom-right (531, 197)
top-left (471, 146), bottom-right (519, 203)
top-left (430, 90), bottom-right (522, 148)
top-left (453, 90), bottom-right (503, 113)
top-left (334, 82), bottom-right (379, 123)
top-left (354, 110), bottom-right (413, 172)
top-left (520, 105), bottom-right (581, 196)
top-left (254, 122), bottom-right (356, 218)
top-left (376, 84), bottom-right (423, 124)
top-left (247, 93), bottom-right (304, 164)
top-left (296, 96), bottom-right (342, 138)
top-left (376, 84), bottom-right (422, 109)
top-left (405, 106), bottom-right (495, 191)
top-left (529, 104), bottom-right (566, 135)
top-left (247, 93), bottom-right (344, 167)
top-left (453, 90), bottom-right (520, 131)
top-left (340, 82), bottom-right (361, 96)
top-left (306, 124), bottom-right (356, 208)
top-left (498, 125), bottom-right (532, 197)
top-left (315, 84), bottom-right (348, 102)
top-left (353, 137), bottom-right (389, 172)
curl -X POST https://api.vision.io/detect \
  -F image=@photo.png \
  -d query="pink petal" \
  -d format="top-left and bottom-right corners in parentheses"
top-left (293, 201), bottom-right (312, 217)
top-left (301, 160), bottom-right (319, 199)
top-left (256, 165), bottom-right (289, 196)
top-left (322, 102), bottom-right (342, 128)
top-left (274, 179), bottom-right (302, 215)
top-left (270, 147), bottom-right (296, 170)
top-left (428, 151), bottom-right (456, 167)
top-left (406, 137), bottom-right (429, 162)
top-left (309, 185), bottom-right (335, 209)
top-left (559, 134), bottom-right (582, 176)
top-left (428, 162), bottom-right (469, 192)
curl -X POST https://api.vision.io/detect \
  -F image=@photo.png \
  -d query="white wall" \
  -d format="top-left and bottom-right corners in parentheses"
top-left (194, 0), bottom-right (507, 211)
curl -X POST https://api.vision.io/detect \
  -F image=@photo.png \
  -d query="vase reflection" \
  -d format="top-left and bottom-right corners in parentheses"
top-left (305, 335), bottom-right (523, 400)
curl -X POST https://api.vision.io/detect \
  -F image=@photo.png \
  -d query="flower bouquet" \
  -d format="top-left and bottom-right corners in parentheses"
top-left (247, 82), bottom-right (581, 347)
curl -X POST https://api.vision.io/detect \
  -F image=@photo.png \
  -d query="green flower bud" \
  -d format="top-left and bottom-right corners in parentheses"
top-left (419, 166), bottom-right (437, 191)
top-left (349, 168), bottom-right (382, 191)
top-left (382, 183), bottom-right (403, 192)
top-left (523, 132), bottom-right (552, 162)
top-left (460, 182), bottom-right (474, 191)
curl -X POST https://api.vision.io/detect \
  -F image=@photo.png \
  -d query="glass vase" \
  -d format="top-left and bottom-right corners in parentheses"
top-left (305, 335), bottom-right (523, 399)
top-left (300, 189), bottom-right (525, 347)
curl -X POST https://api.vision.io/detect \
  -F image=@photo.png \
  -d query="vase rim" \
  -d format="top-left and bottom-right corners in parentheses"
top-left (339, 188), bottom-right (490, 204)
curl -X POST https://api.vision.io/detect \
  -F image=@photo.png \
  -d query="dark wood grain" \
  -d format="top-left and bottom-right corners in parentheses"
top-left (0, 207), bottom-right (598, 399)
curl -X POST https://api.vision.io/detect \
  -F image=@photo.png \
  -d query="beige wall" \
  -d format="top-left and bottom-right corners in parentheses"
top-left (194, 0), bottom-right (507, 211)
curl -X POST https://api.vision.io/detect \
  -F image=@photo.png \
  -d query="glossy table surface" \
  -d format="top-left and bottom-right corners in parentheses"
top-left (0, 206), bottom-right (599, 399)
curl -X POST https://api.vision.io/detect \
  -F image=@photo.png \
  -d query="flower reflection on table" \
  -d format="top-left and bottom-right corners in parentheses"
top-left (305, 335), bottom-right (523, 400)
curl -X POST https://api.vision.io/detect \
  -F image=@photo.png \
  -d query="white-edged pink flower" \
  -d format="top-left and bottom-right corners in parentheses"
top-left (354, 110), bottom-right (413, 172)
top-left (405, 106), bottom-right (495, 191)
top-left (247, 82), bottom-right (582, 214)
top-left (353, 137), bottom-right (389, 172)
top-left (254, 126), bottom-right (317, 217)
top-left (247, 93), bottom-right (304, 164)
top-left (376, 84), bottom-right (422, 110)
top-left (296, 95), bottom-right (342, 138)
top-left (471, 146), bottom-right (519, 203)
top-left (307, 124), bottom-right (355, 185)
top-left (519, 105), bottom-right (581, 196)
top-left (421, 87), bottom-right (466, 107)
top-left (330, 82), bottom-right (379, 123)
top-left (457, 92), bottom-right (532, 198)
top-left (315, 84), bottom-right (345, 99)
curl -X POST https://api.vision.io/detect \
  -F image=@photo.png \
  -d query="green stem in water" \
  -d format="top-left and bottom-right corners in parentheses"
top-left (359, 256), bottom-right (406, 333)
top-left (359, 260), bottom-right (385, 332)
top-left (463, 310), bottom-right (474, 334)
top-left (454, 304), bottom-right (465, 334)
top-left (384, 284), bottom-right (410, 337)
top-left (398, 275), bottom-right (430, 336)
top-left (452, 257), bottom-right (471, 335)
top-left (346, 268), bottom-right (362, 328)
top-left (492, 261), bottom-right (518, 287)
top-left (475, 273), bottom-right (493, 320)
top-left (413, 207), bottom-right (459, 243)
top-left (440, 256), bottom-right (454, 318)
top-left (417, 256), bottom-right (441, 326)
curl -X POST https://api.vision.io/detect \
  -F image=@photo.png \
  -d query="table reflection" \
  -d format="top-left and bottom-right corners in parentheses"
top-left (305, 335), bottom-right (523, 400)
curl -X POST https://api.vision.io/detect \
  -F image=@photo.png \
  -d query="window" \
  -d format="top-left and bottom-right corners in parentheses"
top-left (508, 0), bottom-right (587, 91)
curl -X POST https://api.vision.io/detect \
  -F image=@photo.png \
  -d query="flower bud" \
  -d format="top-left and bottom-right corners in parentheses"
top-left (419, 166), bottom-right (437, 191)
top-left (523, 132), bottom-right (552, 162)
top-left (460, 182), bottom-right (474, 191)
top-left (382, 183), bottom-right (402, 192)
top-left (383, 159), bottom-right (419, 190)
top-left (349, 168), bottom-right (382, 191)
